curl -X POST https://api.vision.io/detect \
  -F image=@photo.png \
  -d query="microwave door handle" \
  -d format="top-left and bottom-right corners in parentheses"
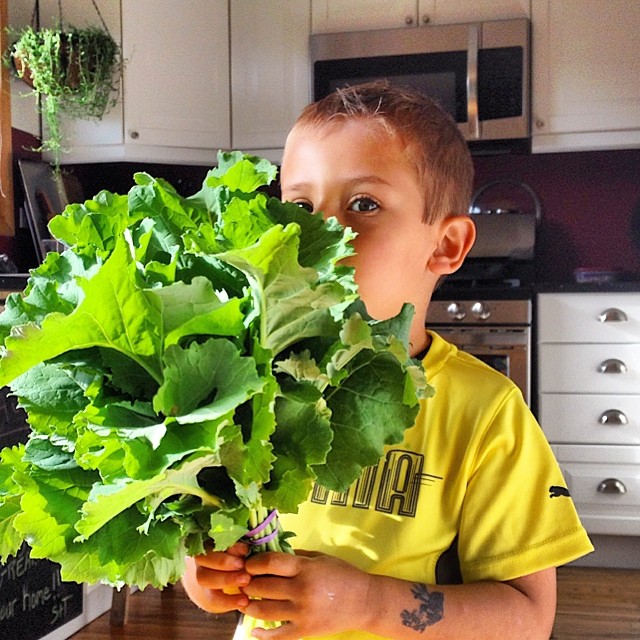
top-left (467, 23), bottom-right (480, 140)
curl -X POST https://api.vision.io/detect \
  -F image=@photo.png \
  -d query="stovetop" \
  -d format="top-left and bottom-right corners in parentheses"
top-left (432, 258), bottom-right (535, 301)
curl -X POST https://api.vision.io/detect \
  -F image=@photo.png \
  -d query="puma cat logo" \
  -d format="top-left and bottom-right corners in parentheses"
top-left (549, 485), bottom-right (571, 498)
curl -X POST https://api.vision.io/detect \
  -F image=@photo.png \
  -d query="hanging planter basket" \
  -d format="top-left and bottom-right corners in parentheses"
top-left (12, 52), bottom-right (35, 88)
top-left (6, 1), bottom-right (123, 171)
top-left (11, 26), bottom-right (120, 101)
top-left (11, 30), bottom-right (88, 92)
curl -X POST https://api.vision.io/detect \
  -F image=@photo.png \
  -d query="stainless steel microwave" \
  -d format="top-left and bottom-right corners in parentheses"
top-left (311, 19), bottom-right (530, 152)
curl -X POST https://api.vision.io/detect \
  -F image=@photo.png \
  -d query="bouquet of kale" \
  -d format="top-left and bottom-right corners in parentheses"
top-left (0, 152), bottom-right (428, 594)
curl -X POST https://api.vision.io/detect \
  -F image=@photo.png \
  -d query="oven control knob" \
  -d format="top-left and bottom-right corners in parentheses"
top-left (447, 302), bottom-right (466, 320)
top-left (471, 301), bottom-right (491, 320)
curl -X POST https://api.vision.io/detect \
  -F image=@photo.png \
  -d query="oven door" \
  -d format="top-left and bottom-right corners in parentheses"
top-left (434, 325), bottom-right (531, 405)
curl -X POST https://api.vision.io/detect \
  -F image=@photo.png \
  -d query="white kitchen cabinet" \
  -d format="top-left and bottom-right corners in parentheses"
top-left (539, 344), bottom-right (640, 395)
top-left (426, 0), bottom-right (529, 25)
top-left (311, 0), bottom-right (419, 32)
top-left (531, 0), bottom-right (640, 153)
top-left (230, 0), bottom-right (311, 154)
top-left (9, 0), bottom-right (48, 137)
top-left (121, 0), bottom-right (230, 163)
top-left (35, 0), bottom-right (123, 159)
top-left (551, 444), bottom-right (640, 536)
top-left (52, 0), bottom-right (230, 165)
top-left (542, 394), bottom-right (640, 446)
top-left (311, 0), bottom-right (529, 33)
top-left (537, 292), bottom-right (640, 535)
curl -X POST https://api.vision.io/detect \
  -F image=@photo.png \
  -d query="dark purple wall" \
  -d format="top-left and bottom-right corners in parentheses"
top-left (473, 148), bottom-right (640, 283)
top-left (10, 127), bottom-right (640, 282)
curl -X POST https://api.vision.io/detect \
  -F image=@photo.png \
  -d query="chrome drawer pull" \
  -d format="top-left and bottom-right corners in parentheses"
top-left (597, 358), bottom-right (627, 374)
top-left (598, 308), bottom-right (628, 323)
top-left (598, 409), bottom-right (629, 426)
top-left (597, 478), bottom-right (627, 495)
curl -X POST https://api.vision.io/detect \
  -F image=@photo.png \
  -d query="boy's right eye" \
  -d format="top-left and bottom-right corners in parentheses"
top-left (293, 201), bottom-right (314, 213)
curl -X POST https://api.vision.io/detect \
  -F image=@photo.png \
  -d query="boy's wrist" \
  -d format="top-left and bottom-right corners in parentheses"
top-left (359, 573), bottom-right (395, 636)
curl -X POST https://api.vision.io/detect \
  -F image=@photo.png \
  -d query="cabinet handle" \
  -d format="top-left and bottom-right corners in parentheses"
top-left (597, 358), bottom-right (627, 374)
top-left (597, 478), bottom-right (627, 495)
top-left (598, 308), bottom-right (628, 323)
top-left (405, 15), bottom-right (414, 25)
top-left (598, 409), bottom-right (629, 426)
top-left (130, 131), bottom-right (140, 140)
top-left (421, 15), bottom-right (431, 25)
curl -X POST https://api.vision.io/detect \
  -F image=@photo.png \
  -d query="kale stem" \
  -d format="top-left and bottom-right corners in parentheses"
top-left (182, 485), bottom-right (222, 509)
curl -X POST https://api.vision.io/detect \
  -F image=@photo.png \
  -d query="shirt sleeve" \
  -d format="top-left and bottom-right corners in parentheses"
top-left (456, 387), bottom-right (593, 582)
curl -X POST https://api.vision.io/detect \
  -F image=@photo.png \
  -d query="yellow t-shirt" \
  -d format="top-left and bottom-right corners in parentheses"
top-left (279, 330), bottom-right (593, 639)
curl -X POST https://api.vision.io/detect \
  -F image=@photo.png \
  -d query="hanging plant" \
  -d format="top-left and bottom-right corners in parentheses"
top-left (7, 3), bottom-right (122, 171)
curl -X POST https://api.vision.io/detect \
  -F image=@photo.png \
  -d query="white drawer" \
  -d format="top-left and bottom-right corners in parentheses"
top-left (540, 394), bottom-right (640, 445)
top-left (538, 292), bottom-right (640, 343)
top-left (538, 343), bottom-right (640, 394)
top-left (552, 444), bottom-right (640, 536)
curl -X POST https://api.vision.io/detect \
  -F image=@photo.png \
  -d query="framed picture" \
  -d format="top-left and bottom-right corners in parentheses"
top-left (17, 159), bottom-right (67, 263)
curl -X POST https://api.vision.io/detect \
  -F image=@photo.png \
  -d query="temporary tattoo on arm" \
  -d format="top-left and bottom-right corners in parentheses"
top-left (400, 583), bottom-right (444, 632)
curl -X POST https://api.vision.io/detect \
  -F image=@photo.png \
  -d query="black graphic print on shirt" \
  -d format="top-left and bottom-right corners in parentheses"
top-left (310, 449), bottom-right (442, 517)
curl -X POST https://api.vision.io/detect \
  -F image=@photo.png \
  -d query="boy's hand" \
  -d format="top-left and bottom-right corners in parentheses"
top-left (241, 550), bottom-right (373, 639)
top-left (182, 541), bottom-right (252, 613)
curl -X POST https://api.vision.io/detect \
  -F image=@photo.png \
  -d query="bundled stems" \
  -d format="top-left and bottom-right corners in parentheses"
top-left (233, 507), bottom-right (291, 639)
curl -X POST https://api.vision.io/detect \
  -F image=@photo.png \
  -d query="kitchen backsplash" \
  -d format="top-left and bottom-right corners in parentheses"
top-left (10, 130), bottom-right (640, 282)
top-left (473, 148), bottom-right (640, 283)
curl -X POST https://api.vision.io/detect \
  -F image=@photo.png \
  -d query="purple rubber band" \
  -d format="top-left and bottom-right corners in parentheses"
top-left (246, 509), bottom-right (278, 538)
top-left (246, 528), bottom-right (279, 546)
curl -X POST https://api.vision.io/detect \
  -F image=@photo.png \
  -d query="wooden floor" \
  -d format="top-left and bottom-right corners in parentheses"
top-left (69, 567), bottom-right (640, 639)
top-left (551, 567), bottom-right (640, 639)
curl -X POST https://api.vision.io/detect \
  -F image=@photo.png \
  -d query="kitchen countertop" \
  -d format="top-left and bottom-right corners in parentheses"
top-left (0, 273), bottom-right (30, 295)
top-left (535, 279), bottom-right (640, 294)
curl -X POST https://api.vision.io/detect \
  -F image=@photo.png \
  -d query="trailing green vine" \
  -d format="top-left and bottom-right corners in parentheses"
top-left (7, 24), bottom-right (122, 170)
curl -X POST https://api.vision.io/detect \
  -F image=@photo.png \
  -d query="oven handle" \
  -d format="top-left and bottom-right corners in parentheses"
top-left (462, 344), bottom-right (528, 354)
top-left (433, 326), bottom-right (531, 348)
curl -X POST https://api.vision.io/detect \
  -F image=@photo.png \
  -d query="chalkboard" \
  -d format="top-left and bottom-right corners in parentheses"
top-left (0, 388), bottom-right (85, 640)
top-left (0, 543), bottom-right (83, 640)
top-left (0, 385), bottom-right (29, 451)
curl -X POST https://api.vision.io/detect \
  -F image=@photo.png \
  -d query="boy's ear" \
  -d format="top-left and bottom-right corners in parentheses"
top-left (427, 215), bottom-right (476, 275)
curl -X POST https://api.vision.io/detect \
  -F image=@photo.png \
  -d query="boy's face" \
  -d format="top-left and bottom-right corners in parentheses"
top-left (281, 119), bottom-right (459, 354)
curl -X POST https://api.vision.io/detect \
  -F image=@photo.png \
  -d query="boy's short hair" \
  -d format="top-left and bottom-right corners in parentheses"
top-left (294, 80), bottom-right (474, 224)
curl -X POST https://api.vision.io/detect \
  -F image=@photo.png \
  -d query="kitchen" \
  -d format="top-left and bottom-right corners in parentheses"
top-left (1, 1), bottom-right (640, 639)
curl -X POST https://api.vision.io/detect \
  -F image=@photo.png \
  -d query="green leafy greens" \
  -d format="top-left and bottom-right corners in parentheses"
top-left (0, 152), bottom-right (429, 590)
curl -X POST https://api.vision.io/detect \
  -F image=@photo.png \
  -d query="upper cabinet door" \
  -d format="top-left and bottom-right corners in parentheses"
top-left (428, 0), bottom-right (529, 25)
top-left (311, 0), bottom-right (420, 33)
top-left (532, 0), bottom-right (640, 152)
top-left (38, 0), bottom-right (123, 154)
top-left (231, 0), bottom-right (311, 151)
top-left (311, 0), bottom-right (529, 33)
top-left (122, 0), bottom-right (230, 154)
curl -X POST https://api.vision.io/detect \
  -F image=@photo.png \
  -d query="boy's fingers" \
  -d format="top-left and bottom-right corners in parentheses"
top-left (245, 551), bottom-right (301, 577)
top-left (182, 557), bottom-right (250, 614)
top-left (195, 545), bottom-right (248, 571)
top-left (194, 586), bottom-right (250, 614)
top-left (195, 565), bottom-right (251, 591)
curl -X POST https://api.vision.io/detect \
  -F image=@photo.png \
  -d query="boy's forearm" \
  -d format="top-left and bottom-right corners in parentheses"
top-left (361, 569), bottom-right (556, 640)
top-left (242, 551), bottom-right (556, 639)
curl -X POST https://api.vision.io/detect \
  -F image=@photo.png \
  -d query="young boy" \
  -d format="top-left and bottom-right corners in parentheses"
top-left (182, 81), bottom-right (593, 639)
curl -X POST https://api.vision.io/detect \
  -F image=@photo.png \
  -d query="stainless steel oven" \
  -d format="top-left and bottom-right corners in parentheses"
top-left (310, 18), bottom-right (530, 150)
top-left (426, 298), bottom-right (532, 404)
top-left (426, 180), bottom-right (541, 406)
